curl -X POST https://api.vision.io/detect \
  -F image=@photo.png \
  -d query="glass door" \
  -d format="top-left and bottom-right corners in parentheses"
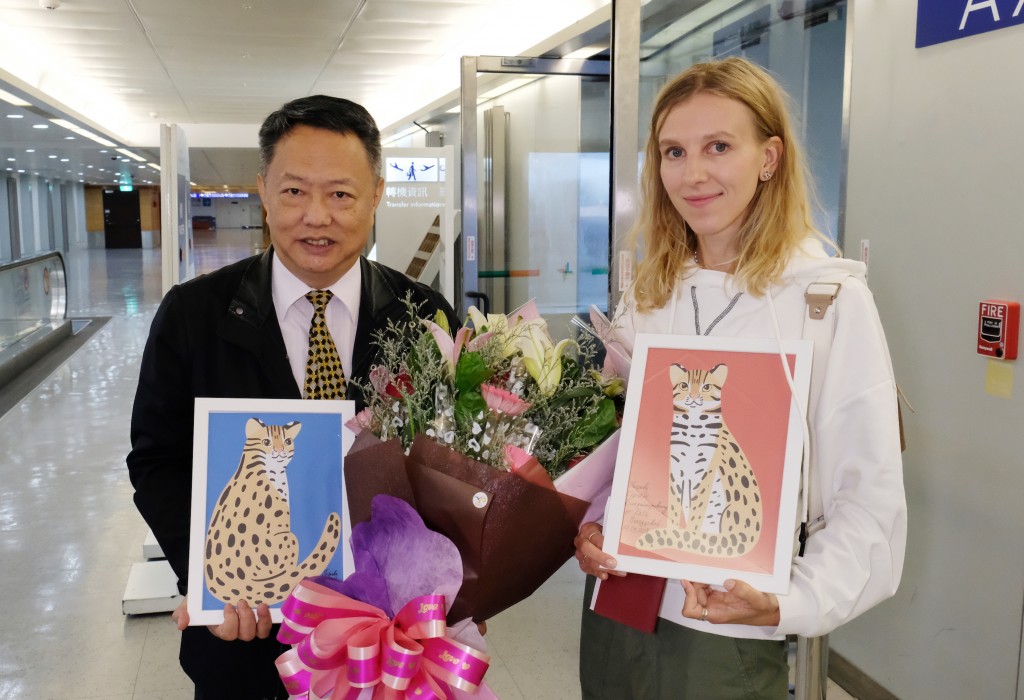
top-left (460, 56), bottom-right (611, 339)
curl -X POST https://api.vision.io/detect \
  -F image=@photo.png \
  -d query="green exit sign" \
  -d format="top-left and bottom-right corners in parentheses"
top-left (119, 184), bottom-right (134, 192)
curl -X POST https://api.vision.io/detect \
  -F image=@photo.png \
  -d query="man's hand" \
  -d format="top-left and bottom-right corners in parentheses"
top-left (171, 597), bottom-right (273, 640)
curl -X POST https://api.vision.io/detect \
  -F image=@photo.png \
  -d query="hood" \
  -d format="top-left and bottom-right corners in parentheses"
top-left (779, 237), bottom-right (866, 285)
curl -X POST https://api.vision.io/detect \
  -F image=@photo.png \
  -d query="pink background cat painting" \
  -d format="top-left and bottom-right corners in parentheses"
top-left (603, 334), bottom-right (811, 593)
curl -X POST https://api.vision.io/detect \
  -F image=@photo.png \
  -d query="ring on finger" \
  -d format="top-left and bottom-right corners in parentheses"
top-left (587, 531), bottom-right (599, 544)
top-left (700, 607), bottom-right (709, 622)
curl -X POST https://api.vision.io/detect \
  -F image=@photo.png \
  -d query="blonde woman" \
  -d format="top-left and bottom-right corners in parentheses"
top-left (573, 57), bottom-right (906, 699)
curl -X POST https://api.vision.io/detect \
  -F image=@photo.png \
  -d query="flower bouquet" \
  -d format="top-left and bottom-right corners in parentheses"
top-left (344, 299), bottom-right (623, 623)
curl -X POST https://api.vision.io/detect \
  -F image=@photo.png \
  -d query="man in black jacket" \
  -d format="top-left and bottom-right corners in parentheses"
top-left (127, 95), bottom-right (457, 699)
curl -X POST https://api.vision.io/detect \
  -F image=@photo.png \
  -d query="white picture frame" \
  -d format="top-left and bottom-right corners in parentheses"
top-left (602, 333), bottom-right (812, 594)
top-left (187, 397), bottom-right (355, 625)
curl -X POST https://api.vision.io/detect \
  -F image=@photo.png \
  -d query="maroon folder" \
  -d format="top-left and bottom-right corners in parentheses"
top-left (592, 573), bottom-right (667, 634)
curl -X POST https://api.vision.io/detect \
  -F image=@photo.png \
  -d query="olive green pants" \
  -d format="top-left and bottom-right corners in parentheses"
top-left (579, 577), bottom-right (788, 700)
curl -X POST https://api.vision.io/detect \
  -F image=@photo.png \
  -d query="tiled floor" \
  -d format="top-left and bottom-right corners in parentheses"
top-left (0, 229), bottom-right (856, 699)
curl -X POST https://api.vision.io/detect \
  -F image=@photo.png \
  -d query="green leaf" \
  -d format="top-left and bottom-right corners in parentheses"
top-left (454, 389), bottom-right (487, 428)
top-left (569, 398), bottom-right (618, 450)
top-left (549, 385), bottom-right (601, 407)
top-left (561, 356), bottom-right (582, 382)
top-left (454, 351), bottom-right (493, 392)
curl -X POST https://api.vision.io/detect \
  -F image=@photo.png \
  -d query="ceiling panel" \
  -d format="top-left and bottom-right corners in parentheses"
top-left (0, 0), bottom-right (610, 188)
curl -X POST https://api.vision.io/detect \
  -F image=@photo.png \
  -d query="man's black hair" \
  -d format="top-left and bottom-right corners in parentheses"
top-left (257, 95), bottom-right (381, 177)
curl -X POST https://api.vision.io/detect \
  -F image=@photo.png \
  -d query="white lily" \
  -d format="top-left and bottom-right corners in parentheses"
top-left (467, 304), bottom-right (547, 358)
top-left (516, 323), bottom-right (572, 396)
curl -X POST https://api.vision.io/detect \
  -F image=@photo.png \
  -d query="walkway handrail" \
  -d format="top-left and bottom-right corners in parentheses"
top-left (0, 252), bottom-right (67, 321)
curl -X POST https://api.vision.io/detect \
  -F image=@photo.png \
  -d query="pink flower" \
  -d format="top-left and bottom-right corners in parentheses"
top-left (508, 299), bottom-right (541, 325)
top-left (345, 408), bottom-right (374, 436)
top-left (481, 383), bottom-right (530, 417)
top-left (504, 444), bottom-right (534, 472)
top-left (422, 319), bottom-right (492, 378)
top-left (369, 365), bottom-right (391, 395)
top-left (589, 306), bottom-right (631, 381)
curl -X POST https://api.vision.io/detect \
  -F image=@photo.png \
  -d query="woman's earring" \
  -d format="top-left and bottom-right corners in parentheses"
top-left (760, 170), bottom-right (774, 181)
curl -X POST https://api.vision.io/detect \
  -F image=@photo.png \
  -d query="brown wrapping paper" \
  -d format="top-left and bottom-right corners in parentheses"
top-left (344, 432), bottom-right (590, 624)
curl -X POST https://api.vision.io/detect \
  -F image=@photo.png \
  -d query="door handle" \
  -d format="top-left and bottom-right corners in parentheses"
top-left (465, 291), bottom-right (490, 316)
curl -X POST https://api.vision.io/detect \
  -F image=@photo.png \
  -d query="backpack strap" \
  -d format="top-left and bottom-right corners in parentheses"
top-left (800, 274), bottom-right (851, 546)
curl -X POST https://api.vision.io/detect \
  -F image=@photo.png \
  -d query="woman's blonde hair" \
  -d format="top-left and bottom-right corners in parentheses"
top-left (630, 56), bottom-right (832, 311)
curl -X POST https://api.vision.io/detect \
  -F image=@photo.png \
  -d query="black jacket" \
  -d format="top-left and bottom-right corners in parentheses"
top-left (127, 249), bottom-right (457, 593)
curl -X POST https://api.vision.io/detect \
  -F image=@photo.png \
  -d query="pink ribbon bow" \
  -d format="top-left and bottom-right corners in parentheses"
top-left (276, 580), bottom-right (490, 700)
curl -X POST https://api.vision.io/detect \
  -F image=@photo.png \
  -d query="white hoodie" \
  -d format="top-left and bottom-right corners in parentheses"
top-left (612, 238), bottom-right (907, 640)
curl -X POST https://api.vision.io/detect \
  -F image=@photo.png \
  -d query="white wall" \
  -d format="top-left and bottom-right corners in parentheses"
top-left (191, 195), bottom-right (263, 229)
top-left (832, 5), bottom-right (1024, 699)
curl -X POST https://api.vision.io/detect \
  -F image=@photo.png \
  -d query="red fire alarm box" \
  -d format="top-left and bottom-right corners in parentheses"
top-left (977, 300), bottom-right (1019, 360)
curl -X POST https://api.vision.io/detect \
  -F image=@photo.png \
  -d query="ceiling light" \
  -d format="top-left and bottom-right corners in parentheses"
top-left (116, 148), bottom-right (146, 162)
top-left (6, 158), bottom-right (14, 162)
top-left (32, 124), bottom-right (48, 129)
top-left (25, 149), bottom-right (34, 153)
top-left (146, 162), bottom-right (161, 171)
top-left (6, 114), bottom-right (23, 119)
top-left (48, 155), bottom-right (57, 159)
top-left (49, 119), bottom-right (117, 147)
top-left (64, 136), bottom-right (75, 140)
top-left (59, 158), bottom-right (69, 162)
top-left (0, 89), bottom-right (30, 107)
top-left (99, 150), bottom-right (108, 153)
top-left (120, 158), bottom-right (130, 162)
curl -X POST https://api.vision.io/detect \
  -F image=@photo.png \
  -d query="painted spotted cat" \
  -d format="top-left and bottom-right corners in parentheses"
top-left (204, 418), bottom-right (340, 605)
top-left (636, 363), bottom-right (762, 557)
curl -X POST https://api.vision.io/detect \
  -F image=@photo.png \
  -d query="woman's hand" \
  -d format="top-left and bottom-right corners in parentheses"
top-left (680, 579), bottom-right (781, 627)
top-left (573, 523), bottom-right (626, 581)
top-left (172, 597), bottom-right (273, 641)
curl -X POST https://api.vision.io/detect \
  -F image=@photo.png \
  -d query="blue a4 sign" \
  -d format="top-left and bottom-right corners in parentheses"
top-left (917, 0), bottom-right (1024, 48)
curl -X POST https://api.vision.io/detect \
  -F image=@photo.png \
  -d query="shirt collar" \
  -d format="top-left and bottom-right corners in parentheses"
top-left (271, 254), bottom-right (362, 319)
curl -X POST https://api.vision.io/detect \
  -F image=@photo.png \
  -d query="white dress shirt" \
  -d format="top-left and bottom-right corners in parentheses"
top-left (271, 255), bottom-right (361, 396)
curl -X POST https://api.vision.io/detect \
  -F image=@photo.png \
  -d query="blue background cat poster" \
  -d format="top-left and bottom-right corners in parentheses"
top-left (188, 398), bottom-right (355, 625)
top-left (602, 334), bottom-right (811, 595)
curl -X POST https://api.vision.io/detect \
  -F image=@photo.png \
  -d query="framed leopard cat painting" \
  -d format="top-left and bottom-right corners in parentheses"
top-left (602, 334), bottom-right (812, 595)
top-left (187, 397), bottom-right (356, 625)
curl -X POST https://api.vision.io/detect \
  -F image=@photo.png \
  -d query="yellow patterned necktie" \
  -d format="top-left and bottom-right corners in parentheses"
top-left (303, 290), bottom-right (346, 400)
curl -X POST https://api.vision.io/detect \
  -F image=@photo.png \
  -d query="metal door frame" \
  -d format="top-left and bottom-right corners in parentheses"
top-left (459, 55), bottom-right (610, 317)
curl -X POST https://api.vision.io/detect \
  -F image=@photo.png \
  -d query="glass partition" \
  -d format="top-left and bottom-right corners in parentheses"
top-left (638, 0), bottom-right (848, 243)
top-left (0, 252), bottom-right (66, 352)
